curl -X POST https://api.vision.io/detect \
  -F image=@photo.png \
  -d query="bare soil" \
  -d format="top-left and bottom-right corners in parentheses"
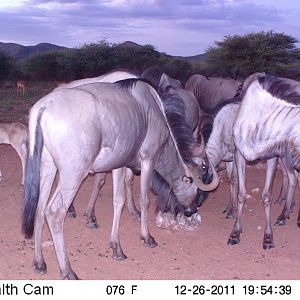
top-left (0, 144), bottom-right (299, 280)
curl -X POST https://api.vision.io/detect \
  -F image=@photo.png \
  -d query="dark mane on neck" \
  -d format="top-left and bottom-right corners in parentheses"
top-left (258, 75), bottom-right (300, 105)
top-left (115, 77), bottom-right (157, 90)
top-left (162, 90), bottom-right (197, 166)
top-left (151, 170), bottom-right (185, 215)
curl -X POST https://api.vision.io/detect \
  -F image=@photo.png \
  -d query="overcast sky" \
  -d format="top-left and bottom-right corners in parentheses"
top-left (0, 0), bottom-right (299, 56)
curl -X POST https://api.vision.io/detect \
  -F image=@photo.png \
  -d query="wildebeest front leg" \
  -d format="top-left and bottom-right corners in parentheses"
top-left (262, 191), bottom-right (274, 249)
top-left (275, 159), bottom-right (297, 226)
top-left (109, 167), bottom-right (127, 260)
top-left (261, 158), bottom-right (277, 249)
top-left (140, 159), bottom-right (157, 248)
top-left (228, 150), bottom-right (246, 245)
top-left (84, 172), bottom-right (107, 228)
top-left (223, 160), bottom-right (238, 219)
top-left (125, 168), bottom-right (141, 221)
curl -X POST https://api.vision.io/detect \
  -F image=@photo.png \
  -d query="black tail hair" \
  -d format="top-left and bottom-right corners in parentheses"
top-left (22, 108), bottom-right (44, 238)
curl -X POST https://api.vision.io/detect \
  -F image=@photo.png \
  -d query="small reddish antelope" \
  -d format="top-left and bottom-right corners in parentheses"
top-left (0, 122), bottom-right (28, 185)
top-left (17, 80), bottom-right (28, 95)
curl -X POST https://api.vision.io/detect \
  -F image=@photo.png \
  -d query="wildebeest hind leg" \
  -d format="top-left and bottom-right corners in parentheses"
top-left (125, 168), bottom-right (141, 221)
top-left (45, 174), bottom-right (85, 280)
top-left (85, 172), bottom-right (107, 229)
top-left (109, 167), bottom-right (127, 260)
top-left (275, 162), bottom-right (297, 226)
top-left (67, 203), bottom-right (76, 218)
top-left (34, 149), bottom-right (57, 275)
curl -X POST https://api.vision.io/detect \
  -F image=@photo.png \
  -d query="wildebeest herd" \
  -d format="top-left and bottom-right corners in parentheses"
top-left (1, 69), bottom-right (299, 279)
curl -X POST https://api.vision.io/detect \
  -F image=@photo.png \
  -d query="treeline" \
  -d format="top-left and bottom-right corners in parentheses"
top-left (0, 40), bottom-right (194, 83)
top-left (1, 31), bottom-right (300, 83)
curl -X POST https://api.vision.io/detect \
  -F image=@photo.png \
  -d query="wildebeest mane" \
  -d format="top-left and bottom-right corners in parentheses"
top-left (162, 91), bottom-right (197, 166)
top-left (234, 82), bottom-right (243, 98)
top-left (151, 170), bottom-right (185, 215)
top-left (258, 75), bottom-right (300, 105)
top-left (117, 77), bottom-right (197, 167)
top-left (115, 77), bottom-right (156, 90)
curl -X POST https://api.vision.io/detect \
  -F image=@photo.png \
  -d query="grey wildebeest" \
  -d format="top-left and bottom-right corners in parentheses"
top-left (229, 74), bottom-right (300, 249)
top-left (56, 70), bottom-right (143, 224)
top-left (185, 74), bottom-right (242, 142)
top-left (0, 122), bottom-right (28, 185)
top-left (22, 78), bottom-right (219, 279)
top-left (65, 70), bottom-right (208, 228)
top-left (206, 100), bottom-right (292, 220)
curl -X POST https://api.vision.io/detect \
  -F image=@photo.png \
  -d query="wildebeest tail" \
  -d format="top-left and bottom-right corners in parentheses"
top-left (22, 108), bottom-right (44, 239)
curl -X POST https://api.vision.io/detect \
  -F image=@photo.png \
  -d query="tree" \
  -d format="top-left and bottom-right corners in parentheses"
top-left (22, 51), bottom-right (62, 80)
top-left (0, 51), bottom-right (15, 80)
top-left (205, 31), bottom-right (300, 78)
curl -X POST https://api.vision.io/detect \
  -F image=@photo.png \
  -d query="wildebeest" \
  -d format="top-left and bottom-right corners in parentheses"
top-left (66, 71), bottom-right (207, 228)
top-left (185, 74), bottom-right (242, 142)
top-left (56, 70), bottom-right (142, 224)
top-left (229, 74), bottom-right (300, 249)
top-left (206, 100), bottom-right (293, 220)
top-left (22, 78), bottom-right (219, 279)
top-left (0, 122), bottom-right (28, 185)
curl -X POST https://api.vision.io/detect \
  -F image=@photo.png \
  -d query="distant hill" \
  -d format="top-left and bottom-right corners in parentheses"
top-left (0, 40), bottom-right (206, 62)
top-left (115, 41), bottom-right (142, 49)
top-left (175, 53), bottom-right (207, 62)
top-left (0, 42), bottom-right (67, 59)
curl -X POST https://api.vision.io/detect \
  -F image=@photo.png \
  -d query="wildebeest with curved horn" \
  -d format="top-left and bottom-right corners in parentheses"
top-left (22, 78), bottom-right (219, 279)
top-left (229, 74), bottom-right (300, 249)
top-left (65, 70), bottom-right (208, 228)
top-left (185, 74), bottom-right (242, 142)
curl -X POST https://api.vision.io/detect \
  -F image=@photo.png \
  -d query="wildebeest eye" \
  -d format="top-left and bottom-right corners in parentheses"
top-left (182, 175), bottom-right (193, 183)
top-left (202, 161), bottom-right (208, 171)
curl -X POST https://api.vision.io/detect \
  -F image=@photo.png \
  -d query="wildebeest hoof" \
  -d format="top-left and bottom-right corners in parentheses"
top-left (62, 272), bottom-right (80, 280)
top-left (129, 210), bottom-right (141, 222)
top-left (263, 241), bottom-right (275, 250)
top-left (225, 212), bottom-right (235, 219)
top-left (86, 221), bottom-right (99, 229)
top-left (110, 242), bottom-right (127, 260)
top-left (227, 234), bottom-right (240, 246)
top-left (142, 236), bottom-right (157, 248)
top-left (34, 261), bottom-right (47, 275)
top-left (274, 219), bottom-right (285, 226)
top-left (67, 211), bottom-right (76, 218)
top-left (223, 208), bottom-right (235, 219)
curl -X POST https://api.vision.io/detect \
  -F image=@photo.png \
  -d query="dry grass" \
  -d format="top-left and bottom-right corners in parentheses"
top-left (0, 80), bottom-right (56, 123)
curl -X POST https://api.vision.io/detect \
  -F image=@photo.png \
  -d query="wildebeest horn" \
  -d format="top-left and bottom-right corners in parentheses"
top-left (189, 162), bottom-right (219, 192)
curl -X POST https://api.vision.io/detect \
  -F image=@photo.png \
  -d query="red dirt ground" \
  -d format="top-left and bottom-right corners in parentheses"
top-left (0, 144), bottom-right (299, 280)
